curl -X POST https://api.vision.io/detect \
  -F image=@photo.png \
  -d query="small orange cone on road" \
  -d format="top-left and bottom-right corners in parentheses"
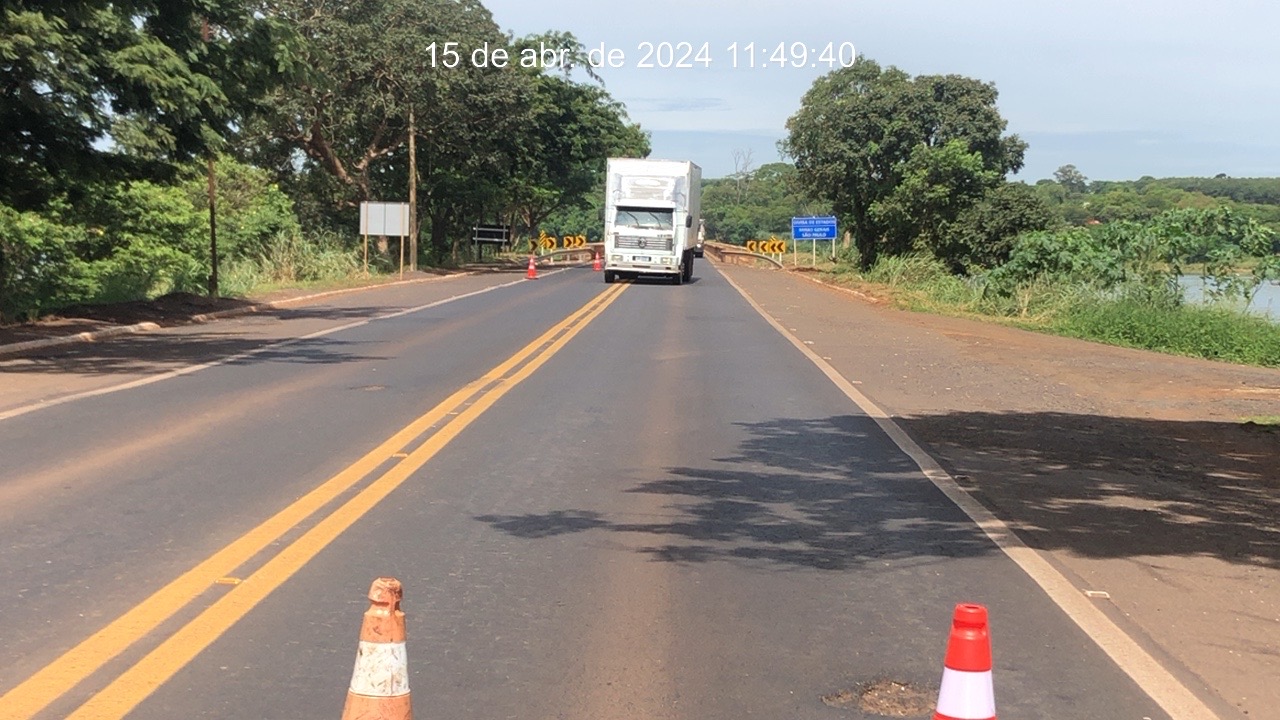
top-left (934, 603), bottom-right (996, 720)
top-left (592, 251), bottom-right (602, 272)
top-left (342, 577), bottom-right (412, 720)
top-left (526, 256), bottom-right (538, 279)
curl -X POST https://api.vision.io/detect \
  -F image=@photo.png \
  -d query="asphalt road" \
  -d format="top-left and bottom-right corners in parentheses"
top-left (0, 263), bottom-right (1174, 719)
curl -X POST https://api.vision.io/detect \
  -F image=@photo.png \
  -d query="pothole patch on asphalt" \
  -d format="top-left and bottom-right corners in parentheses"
top-left (821, 679), bottom-right (934, 717)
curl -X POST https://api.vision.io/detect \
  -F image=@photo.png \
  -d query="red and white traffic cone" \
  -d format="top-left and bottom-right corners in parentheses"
top-left (526, 256), bottom-right (538, 279)
top-left (341, 577), bottom-right (412, 720)
top-left (592, 251), bottom-right (602, 272)
top-left (934, 603), bottom-right (996, 720)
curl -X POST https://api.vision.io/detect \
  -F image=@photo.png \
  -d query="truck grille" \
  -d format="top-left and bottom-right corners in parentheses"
top-left (615, 235), bottom-right (674, 252)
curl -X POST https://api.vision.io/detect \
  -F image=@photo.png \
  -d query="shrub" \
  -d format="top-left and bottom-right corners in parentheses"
top-left (184, 157), bottom-right (302, 261)
top-left (0, 204), bottom-right (95, 321)
top-left (76, 181), bottom-right (206, 303)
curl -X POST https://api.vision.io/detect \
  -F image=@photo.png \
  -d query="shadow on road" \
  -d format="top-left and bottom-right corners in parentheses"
top-left (478, 413), bottom-right (1280, 571)
top-left (0, 267), bottom-right (589, 375)
top-left (479, 415), bottom-right (997, 571)
top-left (0, 305), bottom-right (397, 375)
top-left (899, 410), bottom-right (1280, 569)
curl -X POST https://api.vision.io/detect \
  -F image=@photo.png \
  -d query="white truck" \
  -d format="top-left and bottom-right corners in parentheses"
top-left (602, 158), bottom-right (702, 285)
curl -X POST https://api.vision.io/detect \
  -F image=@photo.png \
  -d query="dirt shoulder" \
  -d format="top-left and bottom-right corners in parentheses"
top-left (718, 262), bottom-right (1280, 720)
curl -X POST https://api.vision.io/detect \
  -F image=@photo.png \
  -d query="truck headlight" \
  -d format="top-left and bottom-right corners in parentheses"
top-left (611, 255), bottom-right (622, 262)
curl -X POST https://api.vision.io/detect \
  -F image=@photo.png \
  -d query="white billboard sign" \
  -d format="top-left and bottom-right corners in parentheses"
top-left (360, 202), bottom-right (410, 236)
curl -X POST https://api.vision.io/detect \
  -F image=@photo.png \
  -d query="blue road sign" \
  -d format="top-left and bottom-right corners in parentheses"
top-left (791, 216), bottom-right (838, 240)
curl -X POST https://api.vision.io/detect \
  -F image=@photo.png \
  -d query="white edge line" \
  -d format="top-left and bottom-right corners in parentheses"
top-left (718, 268), bottom-right (1221, 720)
top-left (0, 270), bottom-right (571, 423)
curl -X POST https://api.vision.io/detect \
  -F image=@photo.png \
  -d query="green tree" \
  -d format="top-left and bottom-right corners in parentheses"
top-left (182, 156), bottom-right (302, 261)
top-left (942, 182), bottom-right (1057, 270)
top-left (871, 139), bottom-right (999, 262)
top-left (502, 43), bottom-right (650, 237)
top-left (250, 0), bottom-right (533, 261)
top-left (0, 204), bottom-right (94, 321)
top-left (0, 0), bottom-right (284, 210)
top-left (784, 59), bottom-right (1025, 268)
top-left (540, 194), bottom-right (605, 242)
top-left (1053, 164), bottom-right (1089, 194)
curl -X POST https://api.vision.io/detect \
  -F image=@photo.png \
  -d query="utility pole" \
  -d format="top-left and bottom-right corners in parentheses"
top-left (408, 106), bottom-right (418, 272)
top-left (208, 155), bottom-right (218, 296)
top-left (203, 17), bottom-right (219, 297)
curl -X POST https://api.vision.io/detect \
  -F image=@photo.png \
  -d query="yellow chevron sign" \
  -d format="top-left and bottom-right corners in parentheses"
top-left (746, 238), bottom-right (787, 254)
top-left (529, 231), bottom-right (588, 251)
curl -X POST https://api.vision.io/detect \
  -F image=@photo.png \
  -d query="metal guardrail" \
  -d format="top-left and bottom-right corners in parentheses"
top-left (703, 241), bottom-right (785, 269)
top-left (530, 243), bottom-right (603, 264)
top-left (513, 242), bottom-right (786, 269)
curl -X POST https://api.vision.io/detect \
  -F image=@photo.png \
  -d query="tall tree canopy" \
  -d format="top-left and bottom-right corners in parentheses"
top-left (784, 59), bottom-right (1026, 268)
top-left (247, 11), bottom-right (646, 259)
top-left (250, 0), bottom-right (522, 204)
top-left (0, 0), bottom-right (283, 210)
top-left (503, 61), bottom-right (650, 236)
top-left (1, 0), bottom-right (652, 318)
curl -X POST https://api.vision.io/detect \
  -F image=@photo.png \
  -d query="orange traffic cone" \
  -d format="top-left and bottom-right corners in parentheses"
top-left (934, 603), bottom-right (995, 720)
top-left (526, 256), bottom-right (538, 279)
top-left (342, 578), bottom-right (412, 720)
top-left (592, 251), bottom-right (602, 272)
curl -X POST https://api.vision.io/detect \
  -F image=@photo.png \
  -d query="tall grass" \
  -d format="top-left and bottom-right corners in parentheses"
top-left (221, 230), bottom-right (362, 296)
top-left (1053, 299), bottom-right (1280, 366)
top-left (829, 254), bottom-right (1280, 367)
top-left (849, 254), bottom-right (1092, 319)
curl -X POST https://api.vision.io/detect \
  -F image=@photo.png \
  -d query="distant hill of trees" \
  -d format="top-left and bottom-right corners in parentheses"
top-left (1135, 176), bottom-right (1280, 206)
top-left (1034, 166), bottom-right (1280, 229)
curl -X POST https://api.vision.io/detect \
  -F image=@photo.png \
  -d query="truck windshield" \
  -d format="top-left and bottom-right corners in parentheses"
top-left (615, 207), bottom-right (674, 230)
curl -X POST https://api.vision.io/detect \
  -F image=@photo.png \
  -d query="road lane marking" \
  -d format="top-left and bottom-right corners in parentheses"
top-left (0, 281), bottom-right (626, 720)
top-left (0, 268), bottom-right (577, 423)
top-left (68, 281), bottom-right (627, 719)
top-left (718, 268), bottom-right (1221, 720)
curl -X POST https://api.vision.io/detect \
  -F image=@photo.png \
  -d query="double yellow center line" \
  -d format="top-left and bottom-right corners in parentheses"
top-left (1, 282), bottom-right (628, 720)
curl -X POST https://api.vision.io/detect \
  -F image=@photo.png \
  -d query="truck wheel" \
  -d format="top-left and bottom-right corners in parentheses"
top-left (672, 268), bottom-right (683, 285)
top-left (604, 270), bottom-right (615, 284)
top-left (682, 251), bottom-right (694, 282)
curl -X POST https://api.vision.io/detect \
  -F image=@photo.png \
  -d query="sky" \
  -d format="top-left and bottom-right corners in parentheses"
top-left (482, 0), bottom-right (1280, 181)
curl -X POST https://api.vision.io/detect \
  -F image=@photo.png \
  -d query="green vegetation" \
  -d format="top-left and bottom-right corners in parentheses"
top-left (826, 253), bottom-right (1280, 367)
top-left (778, 59), bottom-right (1280, 367)
top-left (1243, 416), bottom-right (1280, 428)
top-left (1, 1), bottom-right (645, 322)
top-left (6, 1), bottom-right (1279, 371)
top-left (700, 161), bottom-right (828, 244)
top-left (0, 155), bottom-right (343, 320)
top-left (1053, 300), bottom-right (1280, 366)
top-left (871, 205), bottom-right (1279, 366)
top-left (1033, 167), bottom-right (1280, 237)
top-left (783, 60), bottom-right (1035, 270)
top-left (0, 0), bottom-right (283, 211)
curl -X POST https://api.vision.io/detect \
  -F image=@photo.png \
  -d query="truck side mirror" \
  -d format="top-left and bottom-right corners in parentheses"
top-left (685, 216), bottom-right (693, 228)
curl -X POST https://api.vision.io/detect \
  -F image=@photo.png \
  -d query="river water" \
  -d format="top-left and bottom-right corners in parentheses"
top-left (1178, 276), bottom-right (1280, 321)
